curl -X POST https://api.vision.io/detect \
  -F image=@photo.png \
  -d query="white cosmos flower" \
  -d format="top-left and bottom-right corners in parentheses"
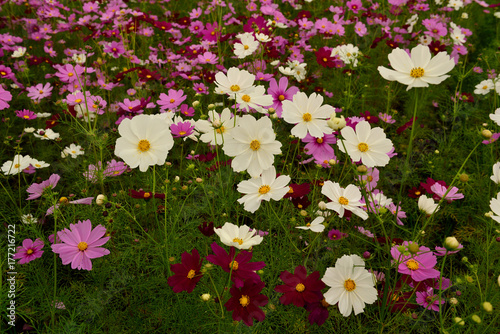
top-left (1, 154), bottom-right (32, 175)
top-left (222, 115), bottom-right (282, 178)
top-left (214, 67), bottom-right (255, 96)
top-left (491, 162), bottom-right (500, 184)
top-left (418, 195), bottom-right (439, 215)
top-left (489, 108), bottom-right (500, 126)
top-left (61, 143), bottom-right (84, 159)
top-left (322, 254), bottom-right (377, 317)
top-left (236, 85), bottom-right (274, 113)
top-left (321, 181), bottom-right (368, 220)
top-left (378, 44), bottom-right (455, 91)
top-left (282, 92), bottom-right (334, 139)
top-left (489, 193), bottom-right (500, 224)
top-left (29, 158), bottom-right (49, 169)
top-left (195, 108), bottom-right (238, 146)
top-left (296, 216), bottom-right (325, 233)
top-left (33, 128), bottom-right (59, 140)
top-left (214, 222), bottom-right (264, 249)
top-left (114, 114), bottom-right (174, 172)
top-left (475, 79), bottom-right (494, 95)
top-left (12, 47), bottom-right (26, 58)
top-left (237, 166), bottom-right (290, 213)
top-left (337, 121), bottom-right (393, 168)
top-left (233, 33), bottom-right (259, 59)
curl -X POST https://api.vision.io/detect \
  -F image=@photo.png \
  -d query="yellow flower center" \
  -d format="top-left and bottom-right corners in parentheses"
top-left (187, 269), bottom-right (196, 279)
top-left (358, 142), bottom-right (369, 152)
top-left (138, 139), bottom-right (151, 152)
top-left (344, 279), bottom-right (356, 291)
top-left (230, 85), bottom-right (240, 92)
top-left (59, 197), bottom-right (68, 203)
top-left (39, 90), bottom-right (44, 94)
top-left (215, 126), bottom-right (225, 134)
top-left (410, 67), bottom-right (424, 78)
top-left (170, 99), bottom-right (175, 103)
top-left (259, 185), bottom-right (271, 194)
top-left (68, 72), bottom-right (74, 77)
top-left (78, 241), bottom-right (88, 251)
top-left (316, 138), bottom-right (323, 144)
top-left (232, 238), bottom-right (243, 245)
top-left (179, 131), bottom-right (186, 136)
top-left (26, 249), bottom-right (34, 255)
top-left (243, 45), bottom-right (249, 50)
top-left (278, 94), bottom-right (285, 101)
top-left (143, 192), bottom-right (151, 198)
top-left (249, 140), bottom-right (260, 151)
top-left (239, 295), bottom-right (250, 307)
top-left (241, 95), bottom-right (251, 102)
top-left (406, 259), bottom-right (420, 270)
top-left (338, 196), bottom-right (349, 205)
top-left (296, 283), bottom-right (305, 292)
top-left (75, 99), bottom-right (82, 103)
top-left (321, 298), bottom-right (330, 307)
top-left (14, 163), bottom-right (20, 168)
top-left (415, 191), bottom-right (421, 195)
top-left (23, 115), bottom-right (30, 119)
top-left (302, 113), bottom-right (312, 122)
top-left (229, 260), bottom-right (239, 270)
top-left (367, 175), bottom-right (373, 182)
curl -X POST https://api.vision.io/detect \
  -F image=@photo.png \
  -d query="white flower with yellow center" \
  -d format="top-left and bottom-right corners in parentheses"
top-left (377, 44), bottom-right (455, 91)
top-left (321, 181), bottom-right (368, 220)
top-left (282, 92), bottom-right (334, 139)
top-left (489, 193), bottom-right (500, 225)
top-left (236, 85), bottom-right (274, 113)
top-left (237, 166), bottom-right (290, 213)
top-left (322, 254), bottom-right (377, 317)
top-left (296, 216), bottom-right (325, 233)
top-left (1, 154), bottom-right (32, 175)
top-left (195, 108), bottom-right (238, 146)
top-left (214, 67), bottom-right (255, 96)
top-left (222, 115), bottom-right (282, 178)
top-left (214, 222), bottom-right (264, 250)
top-left (233, 33), bottom-right (259, 59)
top-left (337, 121), bottom-right (393, 168)
top-left (114, 114), bottom-right (174, 172)
top-left (418, 195), bottom-right (440, 216)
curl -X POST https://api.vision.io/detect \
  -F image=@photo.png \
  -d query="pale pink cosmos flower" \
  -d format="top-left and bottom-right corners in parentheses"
top-left (26, 174), bottom-right (61, 200)
top-left (430, 183), bottom-right (464, 202)
top-left (51, 219), bottom-right (110, 270)
top-left (13, 238), bottom-right (44, 264)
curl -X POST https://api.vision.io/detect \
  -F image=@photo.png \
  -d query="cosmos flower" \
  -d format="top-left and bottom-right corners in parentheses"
top-left (167, 249), bottom-right (203, 293)
top-left (390, 242), bottom-right (440, 282)
top-left (13, 238), bottom-right (44, 264)
top-left (26, 174), bottom-right (61, 200)
top-left (296, 217), bottom-right (326, 233)
top-left (224, 280), bottom-right (268, 326)
top-left (213, 222), bottom-right (263, 250)
top-left (214, 67), bottom-right (255, 96)
top-left (114, 114), bottom-right (174, 172)
top-left (195, 108), bottom-right (238, 146)
top-left (378, 44), bottom-right (455, 91)
top-left (321, 181), bottom-right (368, 220)
top-left (416, 287), bottom-right (444, 312)
top-left (274, 265), bottom-right (325, 307)
top-left (322, 254), bottom-right (377, 317)
top-left (51, 219), bottom-right (110, 270)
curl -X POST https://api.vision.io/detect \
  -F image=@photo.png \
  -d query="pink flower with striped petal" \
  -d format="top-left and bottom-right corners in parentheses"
top-left (51, 219), bottom-right (110, 270)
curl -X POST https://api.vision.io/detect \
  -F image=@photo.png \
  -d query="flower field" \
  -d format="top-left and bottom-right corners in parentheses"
top-left (1, 0), bottom-right (500, 332)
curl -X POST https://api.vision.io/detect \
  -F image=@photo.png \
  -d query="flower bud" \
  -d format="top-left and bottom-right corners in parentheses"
top-left (453, 317), bottom-right (465, 326)
top-left (327, 114), bottom-right (346, 130)
top-left (408, 242), bottom-right (420, 254)
top-left (459, 173), bottom-right (469, 182)
top-left (300, 210), bottom-right (307, 216)
top-left (357, 165), bottom-right (368, 173)
top-left (471, 315), bottom-right (481, 323)
top-left (96, 194), bottom-right (107, 206)
top-left (207, 103), bottom-right (215, 110)
top-left (444, 236), bottom-right (460, 250)
top-left (200, 293), bottom-right (211, 301)
top-left (482, 301), bottom-right (493, 312)
top-left (318, 201), bottom-right (327, 210)
top-left (192, 101), bottom-right (200, 108)
top-left (481, 129), bottom-right (492, 138)
top-left (449, 297), bottom-right (458, 305)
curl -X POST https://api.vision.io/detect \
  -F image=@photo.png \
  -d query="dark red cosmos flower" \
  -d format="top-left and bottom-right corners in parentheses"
top-left (396, 117), bottom-right (418, 134)
top-left (386, 39), bottom-right (399, 49)
top-left (428, 40), bottom-right (447, 56)
top-left (167, 249), bottom-right (203, 293)
top-left (305, 293), bottom-right (330, 326)
top-left (284, 182), bottom-right (311, 199)
top-left (206, 242), bottom-right (265, 288)
top-left (225, 280), bottom-right (268, 326)
top-left (128, 189), bottom-right (165, 200)
top-left (291, 196), bottom-right (311, 210)
top-left (408, 185), bottom-right (425, 199)
top-left (198, 221), bottom-right (215, 237)
top-left (315, 47), bottom-right (337, 68)
top-left (275, 266), bottom-right (325, 307)
top-left (360, 110), bottom-right (379, 124)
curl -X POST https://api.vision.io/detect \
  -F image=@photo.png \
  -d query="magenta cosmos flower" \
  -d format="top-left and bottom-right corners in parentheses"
top-left (267, 77), bottom-right (299, 117)
top-left (167, 248), bottom-right (203, 293)
top-left (15, 109), bottom-right (37, 120)
top-left (0, 85), bottom-right (12, 110)
top-left (391, 242), bottom-right (440, 282)
top-left (302, 133), bottom-right (337, 164)
top-left (26, 173), bottom-right (61, 200)
top-left (51, 219), bottom-right (110, 270)
top-left (13, 238), bottom-right (44, 264)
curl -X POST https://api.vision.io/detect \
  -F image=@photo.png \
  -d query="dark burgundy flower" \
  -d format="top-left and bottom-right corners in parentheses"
top-left (284, 182), bottom-right (311, 199)
top-left (198, 221), bottom-right (215, 237)
top-left (224, 280), bottom-right (268, 326)
top-left (428, 40), bottom-right (447, 56)
top-left (305, 294), bottom-right (330, 326)
top-left (408, 185), bottom-right (425, 199)
top-left (328, 229), bottom-right (348, 241)
top-left (396, 117), bottom-right (417, 134)
top-left (275, 266), bottom-right (325, 307)
top-left (360, 110), bottom-right (379, 124)
top-left (291, 196), bottom-right (311, 210)
top-left (167, 249), bottom-right (203, 293)
top-left (206, 242), bottom-right (265, 288)
top-left (386, 39), bottom-right (399, 49)
top-left (128, 189), bottom-right (165, 200)
top-left (315, 47), bottom-right (336, 68)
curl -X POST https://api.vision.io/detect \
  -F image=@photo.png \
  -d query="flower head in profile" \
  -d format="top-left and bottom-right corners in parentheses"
top-left (214, 222), bottom-right (263, 250)
top-left (51, 219), bottom-right (110, 270)
top-left (282, 92), bottom-right (334, 139)
top-left (491, 161), bottom-right (500, 184)
top-left (378, 44), bottom-right (455, 91)
top-left (275, 265), bottom-right (325, 307)
top-left (167, 249), bottom-right (203, 293)
top-left (114, 114), bottom-right (174, 172)
top-left (296, 217), bottom-right (326, 233)
top-left (13, 238), bottom-right (44, 264)
top-left (322, 254), bottom-right (377, 317)
top-left (237, 166), bottom-right (290, 213)
top-left (225, 280), bottom-right (268, 326)
top-left (337, 121), bottom-right (394, 168)
top-left (489, 192), bottom-right (500, 224)
top-left (321, 181), bottom-right (368, 220)
top-left (418, 195), bottom-right (440, 216)
top-left (26, 174), bottom-right (61, 200)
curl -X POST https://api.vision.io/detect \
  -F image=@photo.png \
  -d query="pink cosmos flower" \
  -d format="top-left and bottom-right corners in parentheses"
top-left (358, 167), bottom-right (379, 191)
top-left (26, 83), bottom-right (53, 102)
top-left (13, 238), bottom-right (44, 264)
top-left (0, 85), bottom-right (12, 110)
top-left (416, 287), bottom-right (444, 312)
top-left (26, 174), bottom-right (61, 200)
top-left (46, 197), bottom-right (94, 216)
top-left (157, 89), bottom-right (187, 111)
top-left (51, 219), bottom-right (110, 270)
top-left (170, 121), bottom-right (195, 138)
top-left (302, 133), bottom-right (337, 164)
top-left (391, 242), bottom-right (440, 282)
top-left (267, 77), bottom-right (299, 117)
top-left (354, 21), bottom-right (367, 37)
top-left (197, 51), bottom-right (219, 64)
top-left (430, 183), bottom-right (464, 202)
top-left (15, 109), bottom-right (37, 120)
top-left (103, 41), bottom-right (125, 58)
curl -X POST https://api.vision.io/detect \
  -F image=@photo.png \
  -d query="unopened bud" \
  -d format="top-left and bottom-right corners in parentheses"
top-left (482, 301), bottom-right (493, 312)
top-left (471, 315), bottom-right (481, 323)
top-left (96, 194), bottom-right (107, 205)
top-left (408, 242), bottom-right (420, 254)
top-left (482, 129), bottom-right (492, 138)
top-left (453, 317), bottom-right (465, 326)
top-left (357, 165), bottom-right (368, 173)
top-left (444, 236), bottom-right (460, 250)
top-left (459, 173), bottom-right (469, 182)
